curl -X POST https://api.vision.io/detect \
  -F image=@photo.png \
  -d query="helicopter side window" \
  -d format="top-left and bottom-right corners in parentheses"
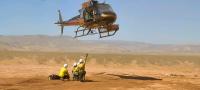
top-left (97, 4), bottom-right (114, 13)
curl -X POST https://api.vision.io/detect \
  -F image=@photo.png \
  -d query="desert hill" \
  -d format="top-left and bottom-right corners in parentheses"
top-left (0, 35), bottom-right (200, 53)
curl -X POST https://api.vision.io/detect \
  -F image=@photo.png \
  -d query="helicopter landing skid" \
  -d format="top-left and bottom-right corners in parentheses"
top-left (74, 26), bottom-right (98, 38)
top-left (98, 28), bottom-right (118, 38)
top-left (74, 25), bottom-right (118, 38)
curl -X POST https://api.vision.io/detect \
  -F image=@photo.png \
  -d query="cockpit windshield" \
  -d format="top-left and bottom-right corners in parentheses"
top-left (97, 4), bottom-right (114, 13)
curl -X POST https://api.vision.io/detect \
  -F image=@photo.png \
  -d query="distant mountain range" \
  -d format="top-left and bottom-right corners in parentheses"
top-left (0, 35), bottom-right (200, 53)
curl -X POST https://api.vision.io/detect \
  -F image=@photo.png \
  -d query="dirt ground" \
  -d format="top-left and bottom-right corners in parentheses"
top-left (0, 51), bottom-right (200, 90)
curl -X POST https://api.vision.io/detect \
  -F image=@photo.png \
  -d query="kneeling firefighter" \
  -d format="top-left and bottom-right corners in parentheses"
top-left (72, 63), bottom-right (79, 80)
top-left (58, 64), bottom-right (70, 81)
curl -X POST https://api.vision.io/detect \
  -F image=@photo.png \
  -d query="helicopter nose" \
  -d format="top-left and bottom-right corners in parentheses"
top-left (101, 12), bottom-right (117, 24)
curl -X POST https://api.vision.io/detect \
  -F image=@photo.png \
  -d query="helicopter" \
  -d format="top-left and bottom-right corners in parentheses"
top-left (55, 0), bottom-right (119, 38)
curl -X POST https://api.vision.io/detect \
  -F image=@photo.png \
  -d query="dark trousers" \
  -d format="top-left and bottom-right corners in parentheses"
top-left (63, 75), bottom-right (70, 79)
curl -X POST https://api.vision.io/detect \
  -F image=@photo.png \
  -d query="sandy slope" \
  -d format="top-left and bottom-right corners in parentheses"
top-left (0, 52), bottom-right (200, 90)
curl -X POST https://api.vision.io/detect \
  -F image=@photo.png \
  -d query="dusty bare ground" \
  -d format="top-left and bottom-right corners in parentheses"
top-left (0, 51), bottom-right (200, 90)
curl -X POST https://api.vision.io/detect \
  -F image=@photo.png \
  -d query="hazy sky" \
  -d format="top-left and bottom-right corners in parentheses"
top-left (0, 0), bottom-right (200, 44)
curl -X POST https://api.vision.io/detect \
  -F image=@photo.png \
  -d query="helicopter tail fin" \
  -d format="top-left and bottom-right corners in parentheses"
top-left (55, 10), bottom-right (64, 35)
top-left (58, 10), bottom-right (63, 23)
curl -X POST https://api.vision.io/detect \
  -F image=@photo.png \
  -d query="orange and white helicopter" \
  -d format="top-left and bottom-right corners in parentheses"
top-left (55, 0), bottom-right (119, 38)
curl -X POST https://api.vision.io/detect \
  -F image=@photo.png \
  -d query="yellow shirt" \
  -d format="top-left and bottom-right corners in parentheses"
top-left (58, 67), bottom-right (69, 78)
top-left (78, 63), bottom-right (85, 71)
top-left (72, 66), bottom-right (79, 73)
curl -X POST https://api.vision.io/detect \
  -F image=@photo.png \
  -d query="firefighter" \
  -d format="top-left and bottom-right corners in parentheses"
top-left (77, 59), bottom-right (86, 81)
top-left (58, 64), bottom-right (70, 81)
top-left (77, 59), bottom-right (85, 71)
top-left (72, 63), bottom-right (79, 80)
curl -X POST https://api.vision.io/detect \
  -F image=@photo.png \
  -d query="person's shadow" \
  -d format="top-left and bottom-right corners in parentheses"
top-left (107, 74), bottom-right (162, 80)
